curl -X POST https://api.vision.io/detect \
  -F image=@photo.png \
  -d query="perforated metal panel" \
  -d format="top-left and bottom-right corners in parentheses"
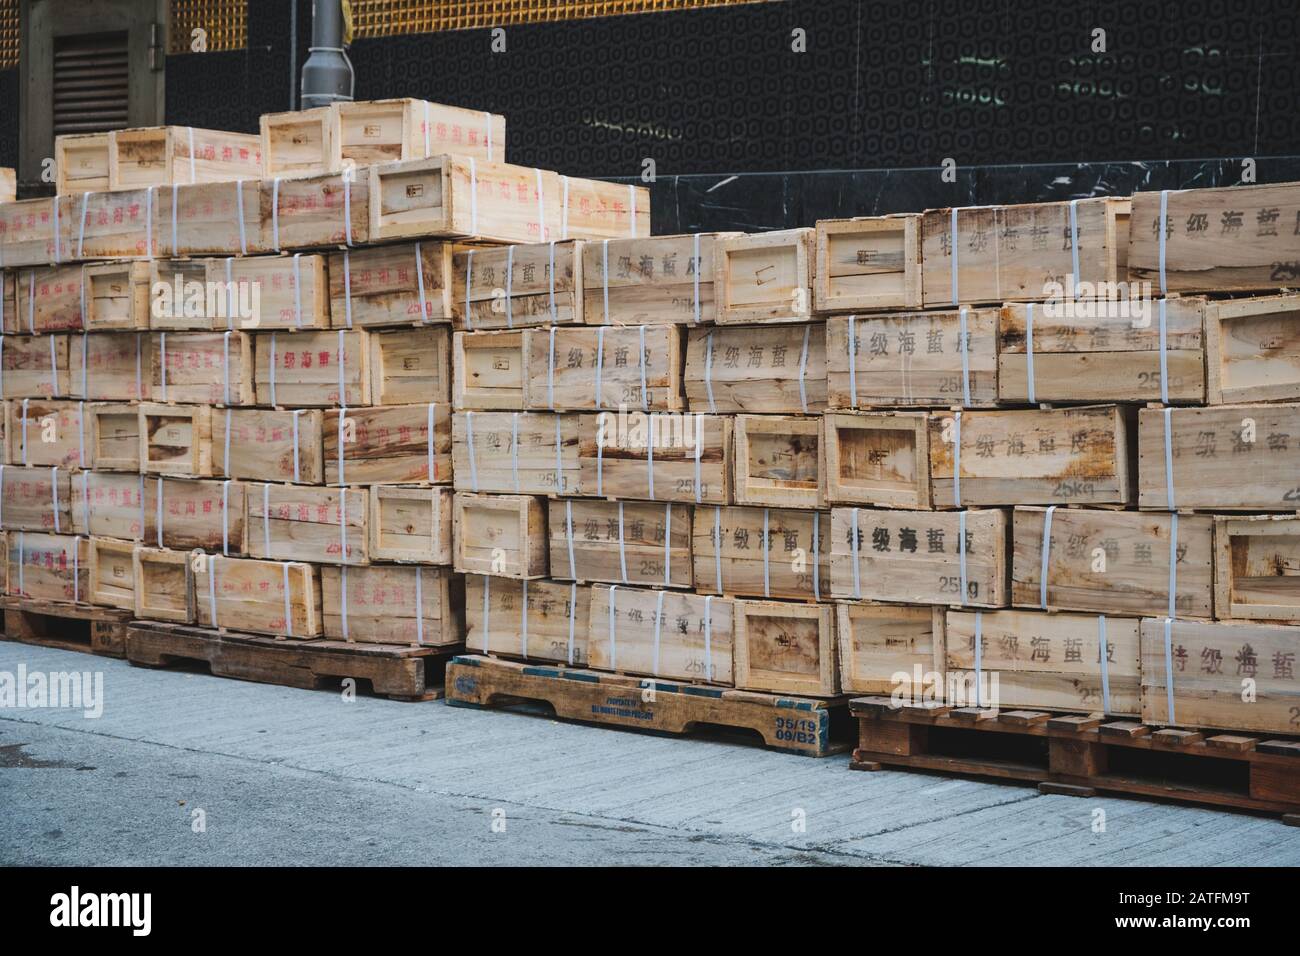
top-left (0, 0), bottom-right (19, 70)
top-left (53, 32), bottom-right (130, 135)
top-left (169, 0), bottom-right (248, 55)
top-left (350, 0), bottom-right (773, 37)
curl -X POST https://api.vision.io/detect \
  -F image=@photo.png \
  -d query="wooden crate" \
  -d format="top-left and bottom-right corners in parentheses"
top-left (683, 323), bottom-right (827, 414)
top-left (70, 471), bottom-right (144, 540)
top-left (77, 332), bottom-right (151, 407)
top-left (330, 241), bottom-right (456, 328)
top-left (734, 599), bottom-right (838, 696)
top-left (999, 298), bottom-right (1206, 404)
top-left (213, 407), bottom-right (324, 484)
top-left (830, 506), bottom-right (1008, 606)
top-left (453, 329), bottom-right (527, 410)
top-left (548, 498), bottom-right (693, 588)
top-left (523, 325), bottom-right (683, 412)
top-left (148, 260), bottom-right (219, 331)
top-left (714, 229), bottom-right (814, 325)
top-left (222, 254), bottom-right (331, 331)
top-left (0, 197), bottom-right (61, 268)
top-left (335, 99), bottom-right (505, 168)
top-left (463, 574), bottom-right (590, 665)
top-left (587, 584), bottom-right (734, 684)
top-left (0, 465), bottom-right (72, 532)
top-left (247, 482), bottom-right (368, 566)
top-left (262, 170), bottom-right (370, 251)
top-left (454, 240), bottom-right (583, 330)
top-left (132, 545), bottom-right (195, 623)
top-left (733, 414), bottom-right (824, 509)
top-left (1129, 182), bottom-right (1300, 294)
top-left (946, 609), bottom-right (1141, 716)
top-left (54, 133), bottom-right (110, 195)
top-left (1, 333), bottom-right (70, 398)
top-left (320, 563), bottom-right (463, 645)
top-left (929, 405), bottom-right (1135, 507)
top-left (10, 264), bottom-right (85, 333)
top-left (1012, 506), bottom-right (1215, 619)
top-left (86, 402), bottom-right (140, 471)
top-left (260, 107), bottom-right (335, 179)
top-left (1214, 515), bottom-right (1300, 623)
top-left (368, 156), bottom-right (649, 244)
top-left (0, 166), bottom-right (12, 202)
top-left (368, 484), bottom-right (453, 564)
top-left (142, 476), bottom-right (247, 555)
top-left (813, 215), bottom-right (923, 313)
top-left (368, 326), bottom-right (451, 405)
top-left (579, 233), bottom-right (738, 326)
top-left (87, 535), bottom-right (136, 610)
top-left (326, 403), bottom-right (453, 485)
top-left (826, 309), bottom-right (1000, 409)
top-left (108, 126), bottom-right (263, 190)
top-left (153, 180), bottom-right (266, 257)
top-left (1141, 617), bottom-right (1300, 734)
top-left (580, 412), bottom-right (732, 505)
top-left (149, 331), bottom-right (252, 405)
top-left (836, 601), bottom-right (946, 696)
top-left (57, 188), bottom-right (155, 260)
top-left (6, 532), bottom-right (90, 603)
top-left (82, 261), bottom-right (151, 331)
top-left (823, 411), bottom-right (932, 508)
top-left (8, 400), bottom-right (86, 469)
top-left (254, 329), bottom-right (369, 407)
top-left (1137, 402), bottom-right (1300, 510)
top-left (139, 403), bottom-right (213, 477)
top-left (1205, 293), bottom-right (1300, 404)
top-left (452, 411), bottom-right (583, 495)
top-left (194, 554), bottom-right (322, 638)
top-left (693, 505), bottom-right (831, 600)
top-left (1, 271), bottom-right (11, 335)
top-left (452, 492), bottom-right (547, 579)
top-left (921, 197), bottom-right (1131, 306)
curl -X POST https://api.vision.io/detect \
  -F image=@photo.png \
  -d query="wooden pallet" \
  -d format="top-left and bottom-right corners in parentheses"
top-left (849, 696), bottom-right (1300, 819)
top-left (445, 654), bottom-right (853, 756)
top-left (0, 596), bottom-right (132, 659)
top-left (125, 620), bottom-right (458, 701)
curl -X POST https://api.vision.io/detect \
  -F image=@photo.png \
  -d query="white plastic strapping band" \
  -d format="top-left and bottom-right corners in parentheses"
top-left (952, 411), bottom-right (963, 507)
top-left (1025, 303), bottom-right (1036, 403)
top-left (464, 411), bottom-right (479, 492)
top-left (847, 315), bottom-right (858, 409)
top-left (704, 329), bottom-right (716, 413)
top-left (1158, 298), bottom-right (1170, 404)
top-left (959, 306), bottom-right (972, 406)
top-left (1098, 614), bottom-right (1112, 715)
top-left (1039, 504), bottom-right (1056, 608)
top-left (1168, 512), bottom-right (1179, 619)
top-left (565, 500), bottom-right (577, 579)
top-left (617, 501), bottom-right (628, 583)
top-left (1069, 198), bottom-right (1081, 296)
top-left (1163, 406), bottom-right (1175, 509)
top-left (949, 207), bottom-right (960, 304)
top-left (1163, 617), bottom-right (1176, 723)
top-left (851, 507), bottom-right (862, 598)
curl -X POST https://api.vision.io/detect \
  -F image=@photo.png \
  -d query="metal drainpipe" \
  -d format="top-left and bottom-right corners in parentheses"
top-left (300, 0), bottom-right (355, 110)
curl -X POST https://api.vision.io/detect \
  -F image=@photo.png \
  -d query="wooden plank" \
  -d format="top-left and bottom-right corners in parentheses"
top-left (453, 240), bottom-right (583, 330)
top-left (261, 107), bottom-right (334, 179)
top-left (0, 167), bottom-right (11, 203)
top-left (247, 483), bottom-right (368, 566)
top-left (334, 98), bottom-right (505, 168)
top-left (1012, 506), bottom-right (1215, 618)
top-left (6, 532), bottom-right (90, 603)
top-left (329, 241), bottom-right (456, 328)
top-left (830, 506), bottom-right (1008, 606)
top-left (837, 601), bottom-right (946, 696)
top-left (0, 465), bottom-right (73, 533)
top-left (453, 329), bottom-right (527, 410)
top-left (463, 574), bottom-right (590, 665)
top-left (193, 553), bottom-right (322, 638)
top-left (523, 325), bottom-right (684, 411)
top-left (8, 400), bottom-right (86, 469)
top-left (141, 477), bottom-right (247, 555)
top-left (153, 180), bottom-right (267, 257)
top-left (71, 332), bottom-right (150, 402)
top-left (260, 170), bottom-right (370, 251)
top-left (86, 402), bottom-right (140, 471)
top-left (734, 599), bottom-right (838, 696)
top-left (1140, 617), bottom-right (1300, 735)
top-left (1129, 182), bottom-right (1300, 294)
top-left (319, 563), bottom-right (462, 646)
top-left (823, 411), bottom-right (932, 508)
top-left (139, 403), bottom-right (213, 477)
top-left (452, 411), bottom-right (583, 495)
top-left (814, 215), bottom-right (922, 313)
top-left (692, 505), bottom-right (830, 600)
top-left (81, 261), bottom-right (151, 331)
top-left (212, 407), bottom-right (324, 485)
top-left (132, 546), bottom-right (195, 623)
top-left (579, 233), bottom-right (736, 326)
top-left (54, 133), bottom-right (109, 195)
top-left (254, 329), bottom-right (369, 407)
top-left (929, 405), bottom-right (1134, 507)
top-left (368, 484), bottom-right (453, 564)
top-left (1138, 403), bottom-right (1300, 510)
top-left (327, 403), bottom-right (452, 485)
top-left (1, 333), bottom-right (70, 398)
top-left (999, 297), bottom-right (1206, 404)
top-left (1205, 293), bottom-right (1300, 404)
top-left (1215, 514), bottom-right (1300, 623)
top-left (219, 254), bottom-right (331, 331)
top-left (921, 197), bottom-right (1131, 306)
top-left (947, 609), bottom-right (1141, 716)
top-left (70, 471), bottom-right (144, 540)
top-left (87, 536), bottom-right (136, 610)
top-left (683, 322), bottom-right (827, 414)
top-left (579, 412), bottom-right (731, 505)
top-left (149, 331), bottom-right (253, 405)
top-left (452, 492), bottom-right (548, 579)
top-left (588, 583), bottom-right (734, 684)
top-left (826, 309), bottom-right (999, 408)
top-left (0, 197), bottom-right (60, 268)
top-left (548, 497), bottom-right (693, 588)
top-left (56, 189), bottom-right (155, 260)
top-left (733, 414), bottom-right (824, 509)
top-left (11, 264), bottom-right (85, 333)
top-left (715, 229), bottom-right (814, 325)
top-left (108, 126), bottom-right (263, 190)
